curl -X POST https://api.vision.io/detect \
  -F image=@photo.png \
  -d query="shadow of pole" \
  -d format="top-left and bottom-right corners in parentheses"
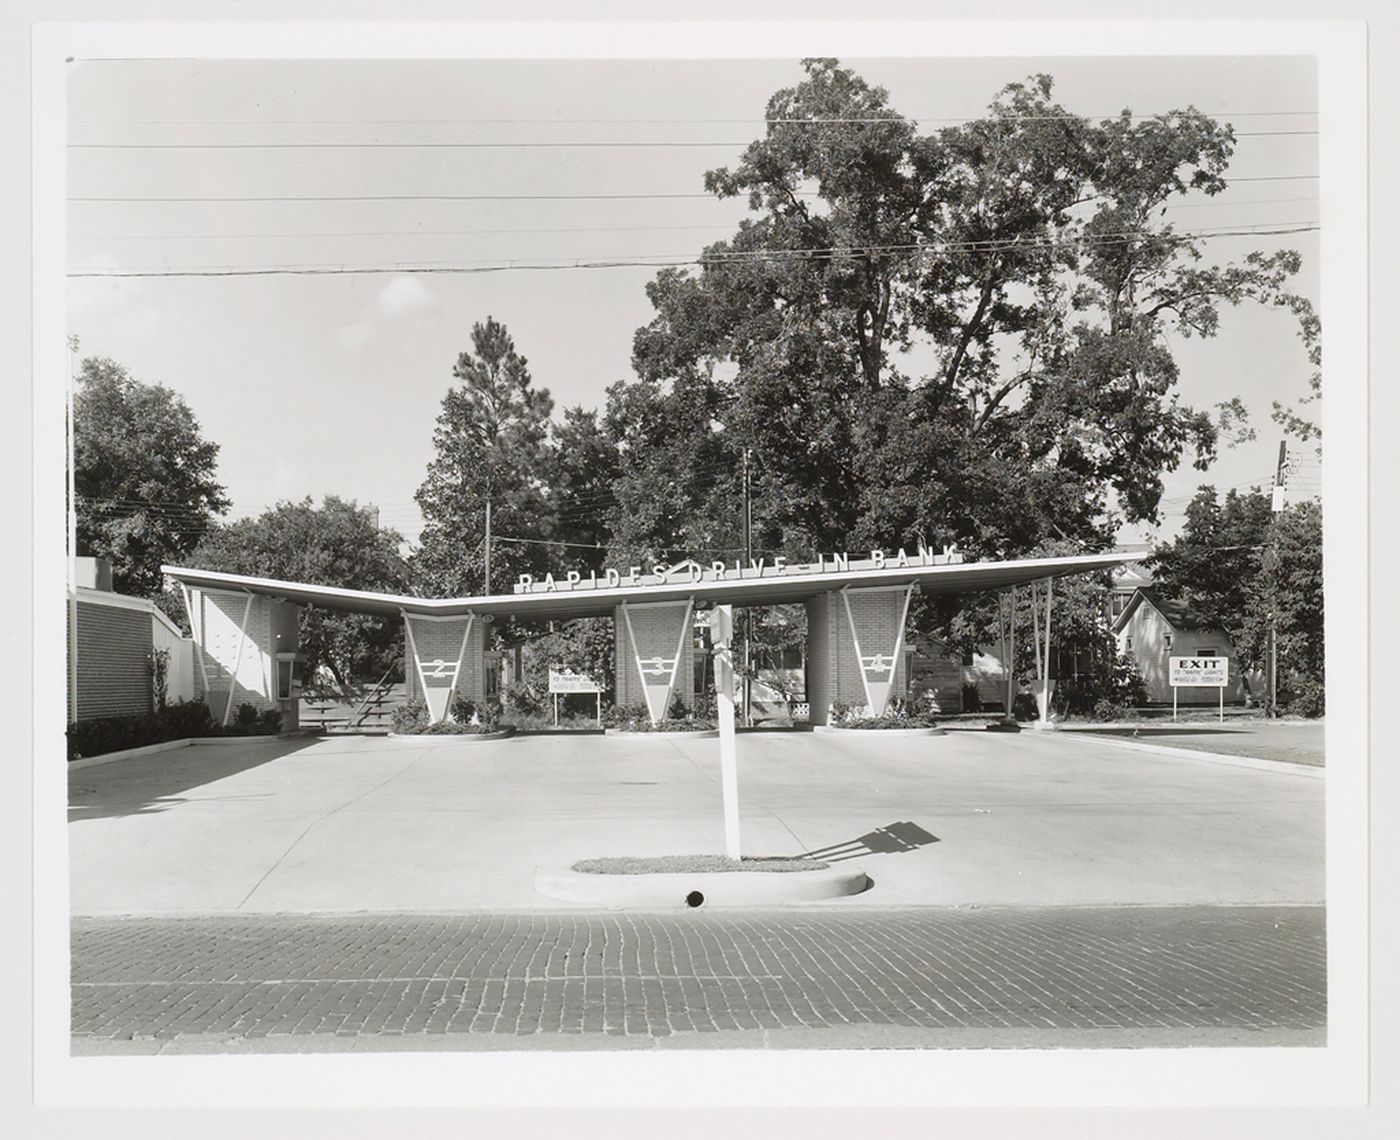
top-left (800, 820), bottom-right (941, 863)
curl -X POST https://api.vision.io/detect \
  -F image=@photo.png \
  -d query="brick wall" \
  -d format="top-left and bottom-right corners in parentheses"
top-left (73, 599), bottom-right (152, 721)
top-left (193, 591), bottom-right (302, 724)
top-left (615, 601), bottom-right (694, 717)
top-left (805, 588), bottom-right (911, 723)
top-left (404, 615), bottom-right (486, 717)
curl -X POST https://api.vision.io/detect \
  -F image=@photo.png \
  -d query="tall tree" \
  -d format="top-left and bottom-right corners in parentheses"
top-left (413, 318), bottom-right (555, 597)
top-left (72, 356), bottom-right (230, 597)
top-left (188, 496), bottom-right (409, 689)
top-left (1238, 499), bottom-right (1324, 715)
top-left (543, 405), bottom-right (622, 574)
top-left (622, 60), bottom-right (1315, 565)
top-left (1149, 486), bottom-right (1275, 644)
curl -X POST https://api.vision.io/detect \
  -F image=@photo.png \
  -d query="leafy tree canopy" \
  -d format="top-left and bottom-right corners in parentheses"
top-left (621, 60), bottom-right (1316, 567)
top-left (413, 317), bottom-right (555, 597)
top-left (73, 356), bottom-right (230, 597)
top-left (1148, 485), bottom-right (1274, 640)
top-left (188, 496), bottom-right (408, 689)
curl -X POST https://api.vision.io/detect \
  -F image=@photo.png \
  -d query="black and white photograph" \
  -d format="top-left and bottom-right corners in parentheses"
top-left (13, 9), bottom-right (1389, 1131)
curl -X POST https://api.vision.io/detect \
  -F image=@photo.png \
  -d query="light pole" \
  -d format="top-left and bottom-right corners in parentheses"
top-left (741, 448), bottom-right (752, 726)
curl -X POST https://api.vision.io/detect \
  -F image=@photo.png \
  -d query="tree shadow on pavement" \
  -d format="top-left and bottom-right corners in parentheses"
top-left (67, 737), bottom-right (321, 821)
top-left (799, 821), bottom-right (940, 863)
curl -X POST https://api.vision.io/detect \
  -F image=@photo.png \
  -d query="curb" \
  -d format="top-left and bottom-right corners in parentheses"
top-left (384, 730), bottom-right (514, 744)
top-left (67, 733), bottom-right (295, 771)
top-left (812, 725), bottom-right (946, 737)
top-left (534, 864), bottom-right (869, 908)
top-left (601, 728), bottom-right (719, 739)
top-left (1067, 733), bottom-right (1324, 778)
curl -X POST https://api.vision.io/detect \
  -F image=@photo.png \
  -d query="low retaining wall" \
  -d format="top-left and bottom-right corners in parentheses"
top-left (534, 864), bottom-right (869, 908)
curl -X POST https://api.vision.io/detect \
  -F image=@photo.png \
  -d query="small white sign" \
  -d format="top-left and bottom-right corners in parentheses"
top-left (548, 669), bottom-right (602, 693)
top-left (1169, 656), bottom-right (1229, 687)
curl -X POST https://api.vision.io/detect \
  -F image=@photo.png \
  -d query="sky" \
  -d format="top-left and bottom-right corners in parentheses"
top-left (65, 53), bottom-right (1322, 552)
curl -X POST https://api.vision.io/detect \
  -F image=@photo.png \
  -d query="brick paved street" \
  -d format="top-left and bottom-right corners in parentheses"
top-left (71, 905), bottom-right (1326, 1053)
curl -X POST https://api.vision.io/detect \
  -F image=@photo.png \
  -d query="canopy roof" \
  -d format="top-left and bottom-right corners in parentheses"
top-left (163, 550), bottom-right (1134, 621)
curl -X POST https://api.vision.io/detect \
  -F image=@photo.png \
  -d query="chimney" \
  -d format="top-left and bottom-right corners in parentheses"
top-left (75, 556), bottom-right (113, 592)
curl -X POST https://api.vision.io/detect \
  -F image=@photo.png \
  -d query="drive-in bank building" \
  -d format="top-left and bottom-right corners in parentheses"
top-left (162, 545), bottom-right (1133, 730)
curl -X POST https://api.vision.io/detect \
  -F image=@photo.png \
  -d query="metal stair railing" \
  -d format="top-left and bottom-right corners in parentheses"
top-left (348, 665), bottom-right (401, 729)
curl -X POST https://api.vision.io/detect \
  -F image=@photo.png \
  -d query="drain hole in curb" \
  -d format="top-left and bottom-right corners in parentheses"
top-left (686, 890), bottom-right (705, 908)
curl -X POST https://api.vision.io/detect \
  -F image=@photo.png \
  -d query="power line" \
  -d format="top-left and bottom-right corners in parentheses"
top-left (66, 224), bottom-right (1321, 279)
top-left (68, 129), bottom-right (1318, 150)
top-left (69, 199), bottom-right (1322, 243)
top-left (67, 110), bottom-right (1320, 126)
top-left (66, 177), bottom-right (1320, 206)
top-left (74, 223), bottom-right (744, 242)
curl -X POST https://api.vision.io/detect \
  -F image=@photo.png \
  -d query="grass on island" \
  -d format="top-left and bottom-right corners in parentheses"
top-left (572, 854), bottom-right (829, 875)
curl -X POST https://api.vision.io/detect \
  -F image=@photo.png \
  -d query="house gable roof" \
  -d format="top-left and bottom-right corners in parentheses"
top-left (1114, 586), bottom-right (1214, 635)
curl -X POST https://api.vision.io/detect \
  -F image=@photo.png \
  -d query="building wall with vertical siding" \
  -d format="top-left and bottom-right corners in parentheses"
top-left (73, 596), bottom-right (152, 721)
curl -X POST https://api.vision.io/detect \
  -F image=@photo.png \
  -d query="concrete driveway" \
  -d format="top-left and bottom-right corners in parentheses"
top-left (66, 729), bottom-right (1324, 915)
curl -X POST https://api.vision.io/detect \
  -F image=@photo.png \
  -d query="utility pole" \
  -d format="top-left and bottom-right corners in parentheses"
top-left (483, 494), bottom-right (492, 595)
top-left (1268, 440), bottom-right (1288, 717)
top-left (741, 448), bottom-right (752, 726)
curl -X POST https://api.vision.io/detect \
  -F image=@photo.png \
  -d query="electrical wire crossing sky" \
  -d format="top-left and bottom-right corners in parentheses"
top-left (66, 55), bottom-right (1320, 550)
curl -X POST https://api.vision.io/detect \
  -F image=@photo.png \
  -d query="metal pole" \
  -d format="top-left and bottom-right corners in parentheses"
top-left (483, 495), bottom-right (492, 595)
top-left (1005, 584), bottom-right (1016, 718)
top-left (711, 605), bottom-right (741, 859)
top-left (1036, 577), bottom-right (1054, 730)
top-left (1173, 685), bottom-right (1178, 723)
top-left (741, 448), bottom-right (752, 727)
top-left (66, 338), bottom-right (79, 723)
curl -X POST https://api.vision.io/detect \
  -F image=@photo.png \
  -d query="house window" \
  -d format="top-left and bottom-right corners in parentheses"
top-left (1196, 646), bottom-right (1219, 658)
top-left (1163, 633), bottom-right (1173, 652)
top-left (1125, 637), bottom-right (1134, 653)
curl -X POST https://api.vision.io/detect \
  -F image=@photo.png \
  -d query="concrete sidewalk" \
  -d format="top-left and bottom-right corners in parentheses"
top-left (67, 729), bottom-right (1324, 915)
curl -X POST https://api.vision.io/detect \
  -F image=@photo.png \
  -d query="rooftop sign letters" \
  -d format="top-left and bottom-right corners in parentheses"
top-left (513, 545), bottom-right (964, 595)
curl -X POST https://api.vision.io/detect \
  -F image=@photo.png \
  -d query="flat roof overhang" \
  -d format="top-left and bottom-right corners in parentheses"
top-left (162, 550), bottom-right (1134, 622)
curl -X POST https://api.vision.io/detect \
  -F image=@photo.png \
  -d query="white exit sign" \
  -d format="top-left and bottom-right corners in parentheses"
top-left (1169, 656), bottom-right (1229, 687)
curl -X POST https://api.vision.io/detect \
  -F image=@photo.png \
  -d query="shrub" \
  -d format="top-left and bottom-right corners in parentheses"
top-left (391, 694), bottom-right (503, 734)
top-left (449, 693), bottom-right (478, 725)
top-left (162, 698), bottom-right (218, 739)
top-left (603, 701), bottom-right (715, 732)
top-left (832, 697), bottom-right (940, 729)
top-left (502, 681), bottom-right (543, 716)
top-left (234, 702), bottom-right (261, 727)
top-left (1091, 697), bottom-right (1138, 722)
top-left (1284, 675), bottom-right (1325, 718)
top-left (391, 696), bottom-right (430, 734)
top-left (66, 698), bottom-right (227, 760)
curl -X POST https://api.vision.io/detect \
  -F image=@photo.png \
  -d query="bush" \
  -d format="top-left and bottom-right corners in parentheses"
top-left (391, 696), bottom-right (430, 734)
top-left (829, 696), bottom-right (940, 729)
top-left (391, 694), bottom-right (503, 735)
top-left (1091, 697), bottom-right (1138, 722)
top-left (603, 702), bottom-right (715, 732)
top-left (502, 682), bottom-right (543, 716)
top-left (65, 698), bottom-right (244, 760)
top-left (1055, 654), bottom-right (1149, 718)
top-left (1284, 675), bottom-right (1325, 718)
